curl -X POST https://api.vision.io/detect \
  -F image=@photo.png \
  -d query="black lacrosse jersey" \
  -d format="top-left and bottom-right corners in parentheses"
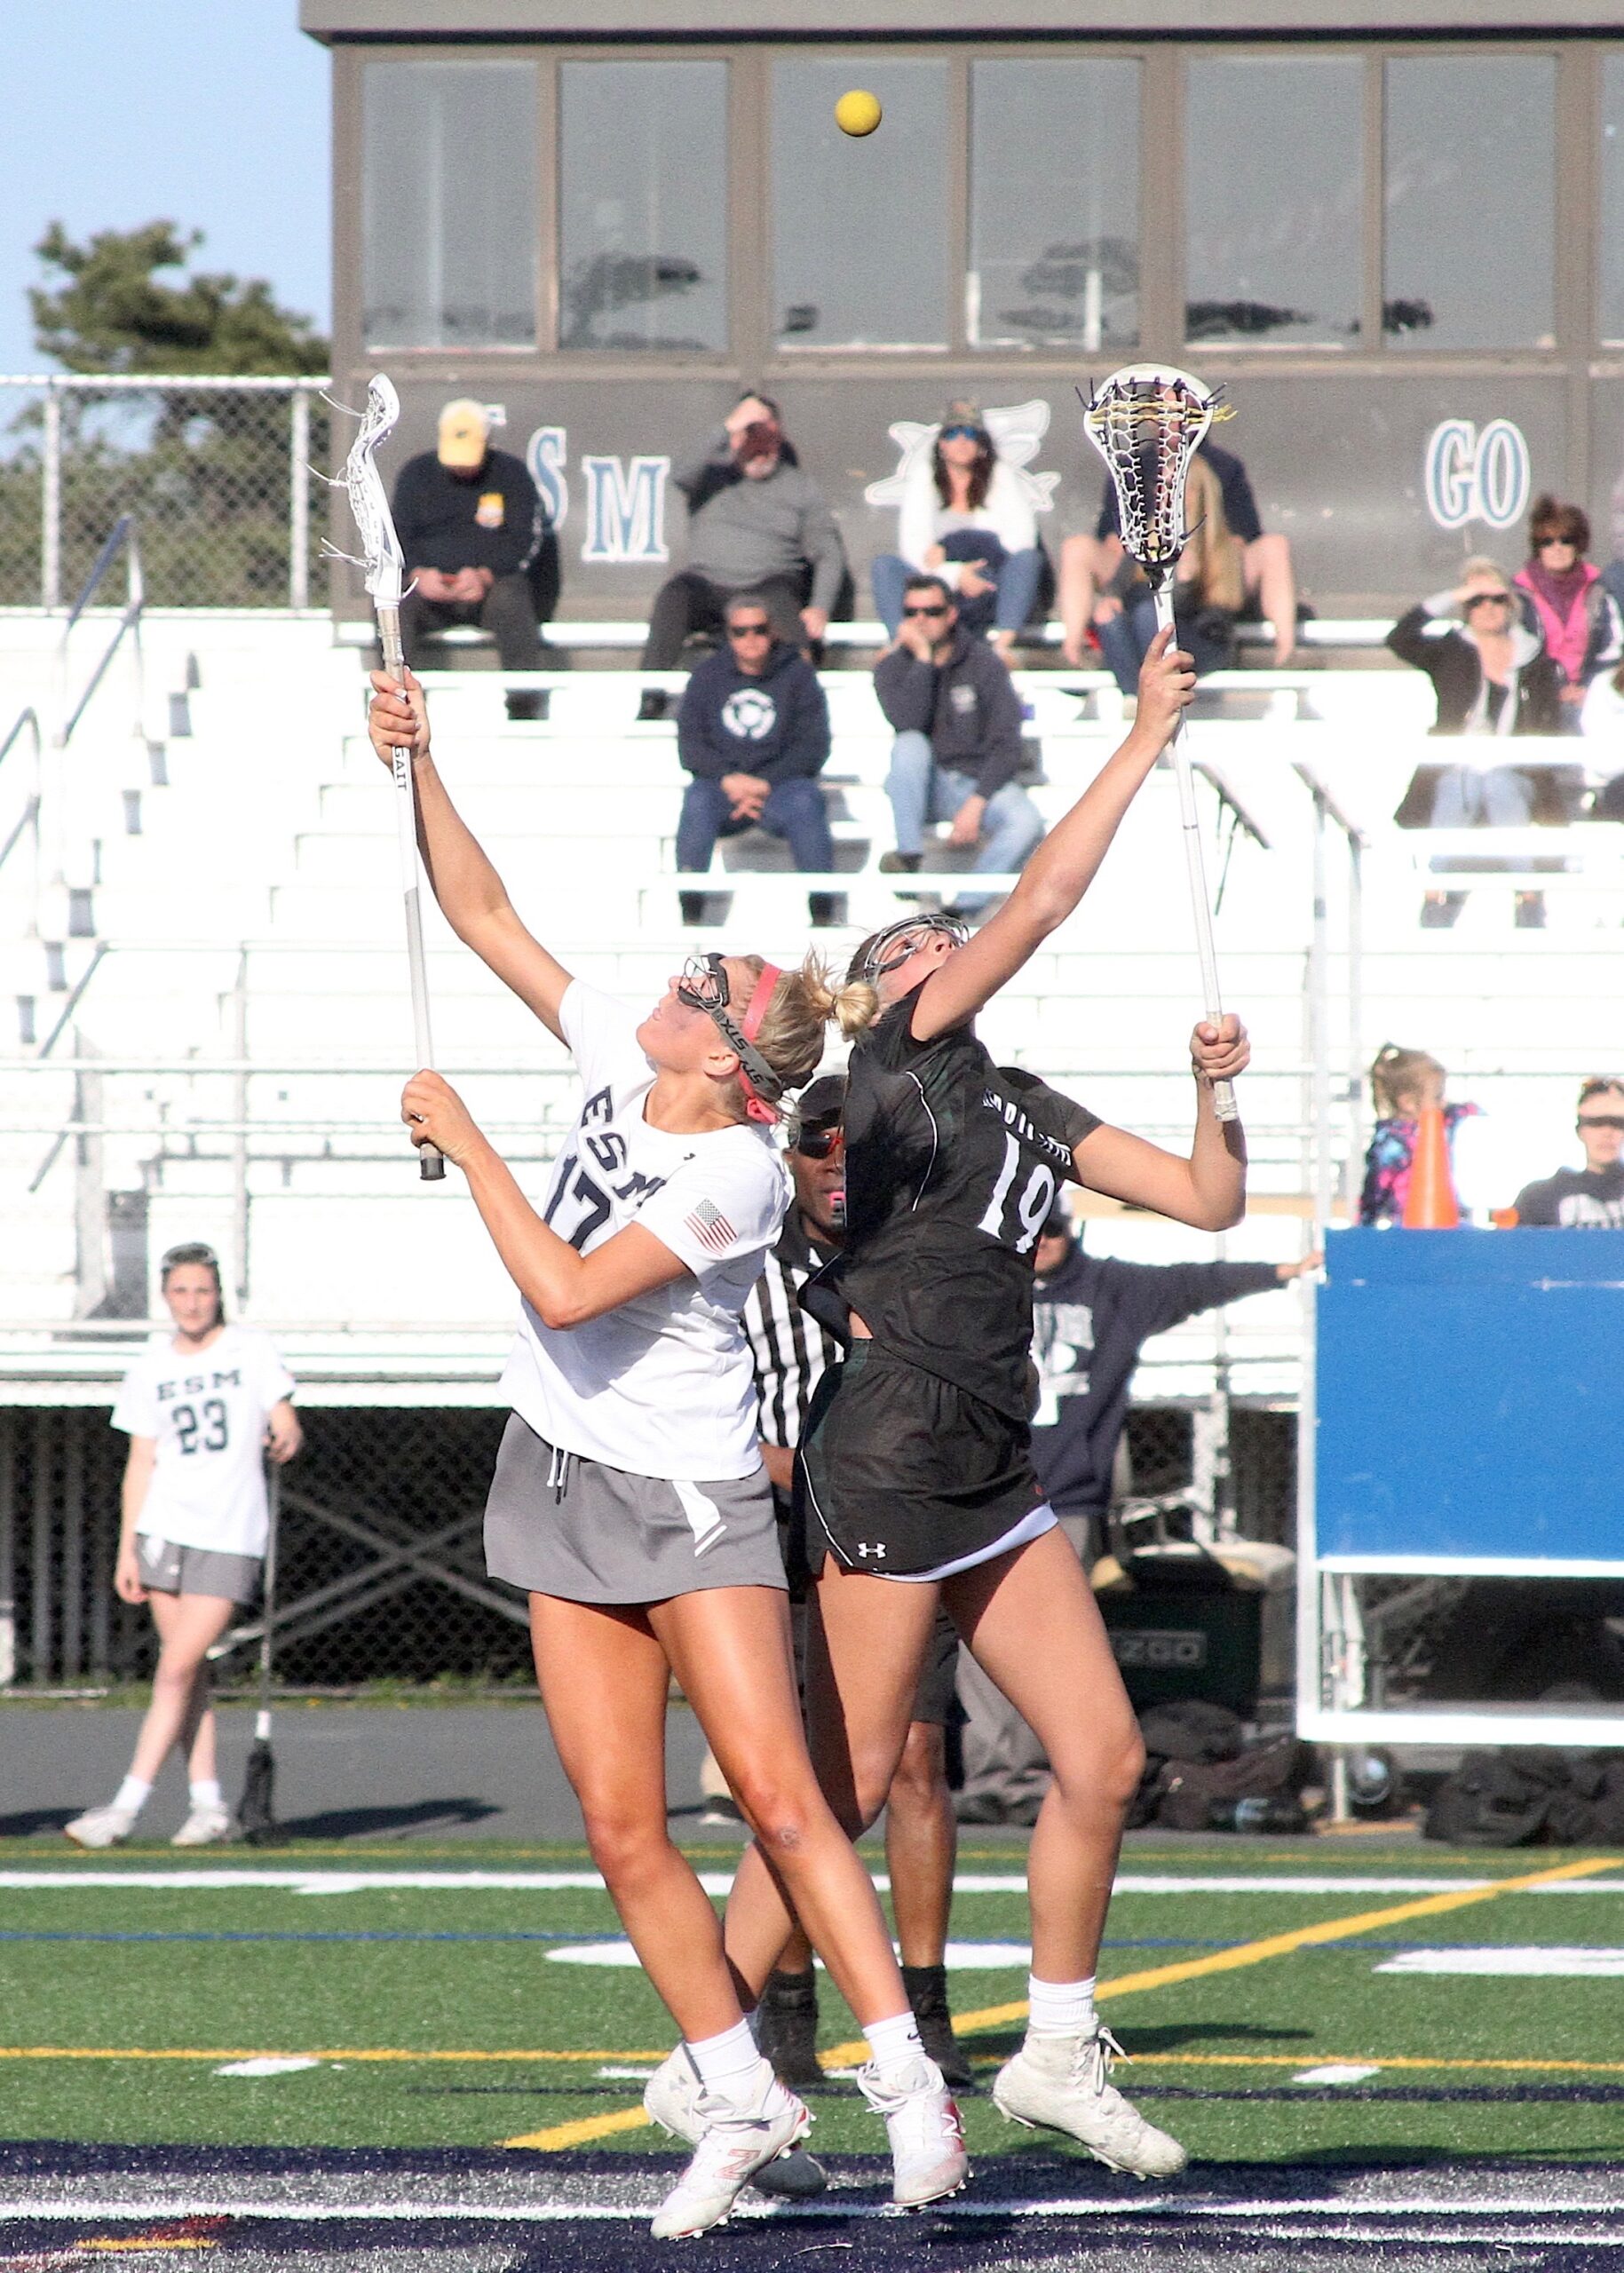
top-left (805, 999), bottom-right (1099, 1422)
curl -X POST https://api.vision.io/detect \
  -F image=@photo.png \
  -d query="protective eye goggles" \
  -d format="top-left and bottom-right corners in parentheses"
top-left (792, 1124), bottom-right (843, 1160)
top-left (852, 911), bottom-right (970, 984)
top-left (677, 954), bottom-right (785, 1123)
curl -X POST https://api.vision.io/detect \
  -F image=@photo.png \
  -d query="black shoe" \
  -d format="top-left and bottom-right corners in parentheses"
top-left (808, 892), bottom-right (845, 929)
top-left (902, 1963), bottom-right (978, 2093)
top-left (698, 1792), bottom-right (743, 1826)
top-left (756, 1968), bottom-right (823, 2090)
top-left (877, 850), bottom-right (922, 875)
top-left (678, 891), bottom-right (709, 928)
top-left (953, 1792), bottom-right (1007, 1826)
top-left (504, 691), bottom-right (545, 723)
top-left (637, 689), bottom-right (669, 723)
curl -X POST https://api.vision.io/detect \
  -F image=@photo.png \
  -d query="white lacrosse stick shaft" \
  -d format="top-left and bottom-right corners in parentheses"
top-left (1151, 576), bottom-right (1237, 1122)
top-left (337, 374), bottom-right (443, 1180)
top-left (378, 598), bottom-right (443, 1178)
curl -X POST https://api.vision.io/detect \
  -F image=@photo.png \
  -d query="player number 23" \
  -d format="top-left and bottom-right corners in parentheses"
top-left (978, 1135), bottom-right (1056, 1255)
top-left (172, 1398), bottom-right (229, 1456)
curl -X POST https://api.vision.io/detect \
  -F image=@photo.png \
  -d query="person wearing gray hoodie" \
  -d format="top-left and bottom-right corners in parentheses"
top-left (642, 393), bottom-right (847, 669)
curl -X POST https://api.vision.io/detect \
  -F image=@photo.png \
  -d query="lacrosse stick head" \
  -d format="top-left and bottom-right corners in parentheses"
top-left (338, 374), bottom-right (405, 610)
top-left (1081, 363), bottom-right (1230, 582)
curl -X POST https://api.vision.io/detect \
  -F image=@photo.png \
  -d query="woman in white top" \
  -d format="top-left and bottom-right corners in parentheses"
top-left (65, 1243), bottom-right (301, 1850)
top-left (368, 672), bottom-right (967, 2240)
top-left (871, 402), bottom-right (1041, 660)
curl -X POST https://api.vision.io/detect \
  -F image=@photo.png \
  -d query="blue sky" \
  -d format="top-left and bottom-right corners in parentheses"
top-left (0, 1), bottom-right (329, 373)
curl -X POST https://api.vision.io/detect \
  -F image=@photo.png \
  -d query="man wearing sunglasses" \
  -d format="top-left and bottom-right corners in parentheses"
top-left (676, 593), bottom-right (839, 927)
top-left (1510, 1077), bottom-right (1624, 1229)
top-left (874, 571), bottom-right (1043, 918)
top-left (737, 1077), bottom-right (975, 2094)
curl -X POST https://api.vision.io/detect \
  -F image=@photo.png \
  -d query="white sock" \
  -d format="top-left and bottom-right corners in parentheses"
top-left (1026, 1975), bottom-right (1097, 2041)
top-left (113, 1775), bottom-right (152, 1818)
top-left (685, 2018), bottom-right (766, 2105)
top-left (189, 1778), bottom-right (224, 1810)
top-left (863, 2008), bottom-right (926, 2081)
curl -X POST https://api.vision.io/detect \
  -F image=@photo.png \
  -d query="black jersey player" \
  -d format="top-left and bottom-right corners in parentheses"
top-left (720, 625), bottom-right (1251, 2181)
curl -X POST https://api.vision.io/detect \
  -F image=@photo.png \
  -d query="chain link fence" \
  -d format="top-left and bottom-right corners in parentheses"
top-left (0, 377), bottom-right (329, 611)
top-left (2, 1399), bottom-right (1296, 1692)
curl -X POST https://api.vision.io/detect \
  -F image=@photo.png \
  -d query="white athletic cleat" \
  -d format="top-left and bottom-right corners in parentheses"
top-left (994, 2024), bottom-right (1188, 2179)
top-left (643, 2046), bottom-right (827, 2199)
top-left (857, 2054), bottom-right (968, 2209)
top-left (170, 1803), bottom-right (234, 1848)
top-left (649, 2064), bottom-right (812, 2239)
top-left (63, 1804), bottom-right (138, 1850)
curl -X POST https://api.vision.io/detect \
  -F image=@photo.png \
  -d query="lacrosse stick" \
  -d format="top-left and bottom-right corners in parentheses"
top-left (238, 1460), bottom-right (281, 1846)
top-left (1082, 364), bottom-right (1240, 1122)
top-left (327, 374), bottom-right (444, 1179)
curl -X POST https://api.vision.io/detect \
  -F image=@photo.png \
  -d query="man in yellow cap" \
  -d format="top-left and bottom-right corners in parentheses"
top-left (392, 399), bottom-right (550, 718)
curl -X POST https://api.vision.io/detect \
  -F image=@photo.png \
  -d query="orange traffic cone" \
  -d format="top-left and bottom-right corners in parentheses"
top-left (1402, 1102), bottom-right (1460, 1229)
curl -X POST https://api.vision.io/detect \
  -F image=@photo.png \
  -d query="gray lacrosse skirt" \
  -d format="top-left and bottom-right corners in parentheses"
top-left (485, 1412), bottom-right (788, 1606)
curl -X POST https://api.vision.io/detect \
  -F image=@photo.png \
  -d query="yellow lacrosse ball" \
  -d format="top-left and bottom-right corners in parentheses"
top-left (835, 89), bottom-right (883, 138)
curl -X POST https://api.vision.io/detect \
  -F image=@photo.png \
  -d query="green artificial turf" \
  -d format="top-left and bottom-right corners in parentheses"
top-left (3, 1844), bottom-right (1621, 2162)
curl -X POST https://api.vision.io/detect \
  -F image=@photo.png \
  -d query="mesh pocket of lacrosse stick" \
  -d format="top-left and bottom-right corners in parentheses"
top-left (1081, 364), bottom-right (1234, 574)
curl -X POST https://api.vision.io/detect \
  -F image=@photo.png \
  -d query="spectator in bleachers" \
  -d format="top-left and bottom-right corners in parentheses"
top-left (1579, 659), bottom-right (1624, 817)
top-left (1359, 1045), bottom-right (1483, 1226)
top-left (1387, 562), bottom-right (1565, 928)
top-left (873, 572), bottom-right (1044, 919)
top-left (1512, 496), bottom-right (1622, 728)
top-left (869, 400), bottom-right (1042, 661)
top-left (1086, 455), bottom-right (1243, 697)
top-left (674, 594), bottom-right (838, 929)
top-left (1057, 439), bottom-right (1298, 670)
top-left (641, 393), bottom-right (847, 676)
top-left (1509, 1076), bottom-right (1624, 1230)
top-left (393, 400), bottom-right (548, 722)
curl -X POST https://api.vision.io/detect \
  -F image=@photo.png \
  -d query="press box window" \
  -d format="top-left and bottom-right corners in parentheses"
top-left (362, 61), bottom-right (538, 351)
top-left (559, 61), bottom-right (729, 353)
top-left (772, 59), bottom-right (948, 349)
top-left (1383, 55), bottom-right (1556, 351)
top-left (1185, 58), bottom-right (1361, 347)
top-left (1600, 52), bottom-right (1624, 345)
top-left (969, 59), bottom-right (1140, 351)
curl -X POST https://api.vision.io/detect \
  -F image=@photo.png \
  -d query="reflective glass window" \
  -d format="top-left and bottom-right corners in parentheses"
top-left (1600, 52), bottom-right (1624, 345)
top-left (559, 62), bottom-right (728, 352)
top-left (772, 60), bottom-right (948, 348)
top-left (362, 62), bottom-right (538, 350)
top-left (1185, 58), bottom-right (1361, 346)
top-left (969, 59), bottom-right (1139, 351)
top-left (1383, 56), bottom-right (1556, 350)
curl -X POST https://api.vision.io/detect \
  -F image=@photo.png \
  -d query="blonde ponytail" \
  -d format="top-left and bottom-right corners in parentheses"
top-left (727, 951), bottom-right (879, 1113)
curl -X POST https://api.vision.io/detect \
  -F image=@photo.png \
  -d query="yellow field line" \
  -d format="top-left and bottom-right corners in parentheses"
top-left (898, 1850), bottom-right (1622, 2051)
top-left (1132, 2050), bottom-right (1624, 2075)
top-left (502, 1849), bottom-right (1622, 2150)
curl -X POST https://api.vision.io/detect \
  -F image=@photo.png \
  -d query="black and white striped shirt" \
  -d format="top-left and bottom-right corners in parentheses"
top-left (743, 1210), bottom-right (844, 1453)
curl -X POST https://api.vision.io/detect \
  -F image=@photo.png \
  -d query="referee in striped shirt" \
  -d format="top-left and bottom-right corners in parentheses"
top-left (740, 1075), bottom-right (974, 2091)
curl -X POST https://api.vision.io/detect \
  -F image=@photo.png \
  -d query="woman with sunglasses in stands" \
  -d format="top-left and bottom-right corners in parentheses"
top-left (870, 400), bottom-right (1042, 661)
top-left (710, 625), bottom-right (1249, 2182)
top-left (365, 671), bottom-right (967, 2238)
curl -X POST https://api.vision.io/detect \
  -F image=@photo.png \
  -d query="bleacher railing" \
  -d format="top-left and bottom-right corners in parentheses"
top-left (0, 375), bottom-right (329, 613)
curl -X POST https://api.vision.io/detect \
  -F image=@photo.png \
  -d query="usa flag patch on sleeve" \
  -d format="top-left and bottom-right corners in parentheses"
top-left (684, 1199), bottom-right (737, 1253)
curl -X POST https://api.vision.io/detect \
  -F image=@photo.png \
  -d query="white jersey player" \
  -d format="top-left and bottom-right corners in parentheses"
top-left (64, 1245), bottom-right (301, 1849)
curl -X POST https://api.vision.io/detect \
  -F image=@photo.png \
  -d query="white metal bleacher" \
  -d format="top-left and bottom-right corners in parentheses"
top-left (3, 608), bottom-right (1621, 1409)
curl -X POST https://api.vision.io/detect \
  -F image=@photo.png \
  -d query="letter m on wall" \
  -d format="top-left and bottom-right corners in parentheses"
top-left (581, 455), bottom-right (670, 564)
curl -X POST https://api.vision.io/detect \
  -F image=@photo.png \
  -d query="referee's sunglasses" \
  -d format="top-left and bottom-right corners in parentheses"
top-left (792, 1122), bottom-right (844, 1160)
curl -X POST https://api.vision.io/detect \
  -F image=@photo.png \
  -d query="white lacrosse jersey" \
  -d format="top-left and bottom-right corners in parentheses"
top-left (500, 980), bottom-right (790, 1480)
top-left (112, 1325), bottom-right (295, 1557)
